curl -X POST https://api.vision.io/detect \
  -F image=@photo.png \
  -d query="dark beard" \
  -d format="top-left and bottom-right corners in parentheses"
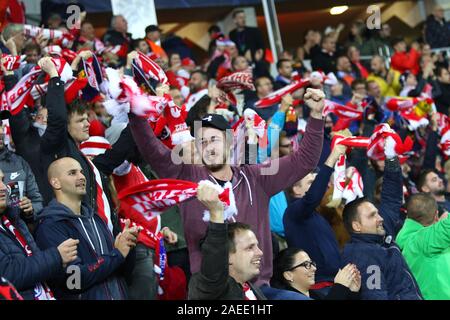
top-left (434, 190), bottom-right (446, 197)
top-left (202, 153), bottom-right (228, 172)
top-left (204, 163), bottom-right (226, 172)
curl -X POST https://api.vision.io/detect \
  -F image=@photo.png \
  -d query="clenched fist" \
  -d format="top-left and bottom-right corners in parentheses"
top-left (303, 88), bottom-right (325, 119)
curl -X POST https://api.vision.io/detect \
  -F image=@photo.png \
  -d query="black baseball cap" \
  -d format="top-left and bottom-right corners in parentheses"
top-left (200, 113), bottom-right (231, 131)
top-left (145, 25), bottom-right (162, 33)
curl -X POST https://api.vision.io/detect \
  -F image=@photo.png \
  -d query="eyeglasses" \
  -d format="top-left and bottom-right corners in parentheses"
top-left (290, 260), bottom-right (316, 271)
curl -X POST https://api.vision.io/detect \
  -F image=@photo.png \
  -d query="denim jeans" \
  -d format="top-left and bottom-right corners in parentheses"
top-left (127, 244), bottom-right (158, 300)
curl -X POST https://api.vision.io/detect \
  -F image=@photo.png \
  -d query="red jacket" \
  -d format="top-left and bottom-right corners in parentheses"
top-left (391, 48), bottom-right (420, 75)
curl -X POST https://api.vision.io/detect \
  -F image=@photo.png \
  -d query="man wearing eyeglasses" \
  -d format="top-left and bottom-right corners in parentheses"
top-left (129, 87), bottom-right (326, 288)
top-left (284, 140), bottom-right (348, 295)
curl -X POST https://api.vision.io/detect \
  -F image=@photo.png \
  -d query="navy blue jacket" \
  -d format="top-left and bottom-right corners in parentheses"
top-left (0, 207), bottom-right (62, 300)
top-left (284, 164), bottom-right (341, 283)
top-left (35, 200), bottom-right (129, 300)
top-left (341, 157), bottom-right (422, 300)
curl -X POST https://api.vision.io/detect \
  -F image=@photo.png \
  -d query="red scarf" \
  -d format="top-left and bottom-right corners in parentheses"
top-left (0, 216), bottom-right (54, 300)
top-left (117, 179), bottom-right (235, 222)
top-left (243, 282), bottom-right (257, 300)
top-left (134, 51), bottom-right (168, 85)
top-left (83, 157), bottom-right (113, 233)
top-left (255, 79), bottom-right (310, 108)
top-left (0, 277), bottom-right (23, 300)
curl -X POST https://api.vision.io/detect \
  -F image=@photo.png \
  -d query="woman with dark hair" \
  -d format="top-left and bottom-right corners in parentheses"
top-left (347, 20), bottom-right (378, 56)
top-left (270, 248), bottom-right (361, 300)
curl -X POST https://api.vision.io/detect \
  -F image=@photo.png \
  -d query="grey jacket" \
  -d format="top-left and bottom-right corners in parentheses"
top-left (0, 148), bottom-right (43, 218)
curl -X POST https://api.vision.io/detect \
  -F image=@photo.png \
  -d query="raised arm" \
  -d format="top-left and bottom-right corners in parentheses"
top-left (1, 60), bottom-right (32, 147)
top-left (188, 184), bottom-right (230, 300)
top-left (379, 138), bottom-right (404, 237)
top-left (285, 146), bottom-right (344, 223)
top-left (39, 57), bottom-right (68, 154)
top-left (255, 88), bottom-right (324, 196)
top-left (407, 216), bottom-right (450, 256)
top-left (128, 114), bottom-right (200, 179)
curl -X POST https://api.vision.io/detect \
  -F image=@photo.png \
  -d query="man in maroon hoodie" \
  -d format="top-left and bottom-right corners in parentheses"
top-left (128, 88), bottom-right (325, 286)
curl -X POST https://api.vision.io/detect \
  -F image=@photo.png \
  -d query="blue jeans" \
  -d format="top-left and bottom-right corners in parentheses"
top-left (127, 244), bottom-right (158, 300)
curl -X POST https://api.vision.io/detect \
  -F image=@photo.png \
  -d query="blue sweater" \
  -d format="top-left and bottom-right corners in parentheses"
top-left (283, 164), bottom-right (341, 283)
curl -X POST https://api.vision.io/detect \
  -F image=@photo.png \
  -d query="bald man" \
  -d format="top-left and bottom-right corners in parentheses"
top-left (0, 168), bottom-right (78, 300)
top-left (425, 5), bottom-right (450, 49)
top-left (35, 157), bottom-right (138, 300)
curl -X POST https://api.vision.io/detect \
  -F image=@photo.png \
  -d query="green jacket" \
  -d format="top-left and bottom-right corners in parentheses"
top-left (396, 217), bottom-right (450, 300)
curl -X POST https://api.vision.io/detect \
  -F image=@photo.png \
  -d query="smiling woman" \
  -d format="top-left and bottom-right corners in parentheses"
top-left (271, 247), bottom-right (361, 300)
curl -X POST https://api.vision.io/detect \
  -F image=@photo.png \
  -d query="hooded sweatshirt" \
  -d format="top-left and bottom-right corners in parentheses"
top-left (35, 200), bottom-right (128, 300)
top-left (396, 217), bottom-right (450, 300)
top-left (129, 114), bottom-right (324, 286)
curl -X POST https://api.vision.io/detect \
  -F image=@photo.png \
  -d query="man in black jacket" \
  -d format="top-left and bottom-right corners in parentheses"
top-left (425, 5), bottom-right (450, 49)
top-left (229, 10), bottom-right (265, 59)
top-left (311, 34), bottom-right (337, 74)
top-left (103, 15), bottom-right (133, 65)
top-left (188, 183), bottom-right (266, 300)
top-left (0, 168), bottom-right (78, 300)
top-left (37, 57), bottom-right (139, 234)
top-left (0, 57), bottom-right (47, 199)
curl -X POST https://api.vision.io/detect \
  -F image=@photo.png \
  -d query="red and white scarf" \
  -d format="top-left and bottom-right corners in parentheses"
top-left (385, 96), bottom-right (434, 112)
top-left (330, 135), bottom-right (367, 204)
top-left (255, 79), bottom-right (310, 108)
top-left (231, 109), bottom-right (266, 165)
top-left (243, 282), bottom-right (257, 300)
top-left (117, 179), bottom-right (237, 222)
top-left (366, 124), bottom-right (413, 162)
top-left (134, 51), bottom-right (168, 85)
top-left (23, 25), bottom-right (74, 48)
top-left (323, 100), bottom-right (363, 122)
top-left (0, 66), bottom-right (41, 115)
top-left (217, 71), bottom-right (255, 92)
top-left (1, 53), bottom-right (23, 73)
top-left (0, 216), bottom-right (55, 300)
top-left (217, 70), bottom-right (255, 106)
top-left (0, 277), bottom-right (23, 300)
top-left (83, 157), bottom-right (113, 233)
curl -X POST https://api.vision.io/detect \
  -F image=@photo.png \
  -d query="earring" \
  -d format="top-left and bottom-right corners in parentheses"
top-left (289, 279), bottom-right (294, 282)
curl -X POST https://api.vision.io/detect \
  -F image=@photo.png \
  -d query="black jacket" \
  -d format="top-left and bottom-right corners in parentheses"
top-left (188, 222), bottom-right (266, 300)
top-left (4, 75), bottom-right (48, 200)
top-left (311, 50), bottom-right (337, 74)
top-left (425, 15), bottom-right (450, 49)
top-left (229, 27), bottom-right (265, 57)
top-left (434, 81), bottom-right (450, 115)
top-left (0, 207), bottom-right (62, 300)
top-left (40, 77), bottom-right (139, 234)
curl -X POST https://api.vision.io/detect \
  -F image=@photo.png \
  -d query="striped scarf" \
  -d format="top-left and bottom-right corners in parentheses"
top-left (0, 216), bottom-right (54, 300)
top-left (84, 157), bottom-right (113, 233)
top-left (242, 282), bottom-right (257, 300)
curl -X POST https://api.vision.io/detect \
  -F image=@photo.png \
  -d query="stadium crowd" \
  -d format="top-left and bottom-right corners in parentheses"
top-left (0, 2), bottom-right (450, 300)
